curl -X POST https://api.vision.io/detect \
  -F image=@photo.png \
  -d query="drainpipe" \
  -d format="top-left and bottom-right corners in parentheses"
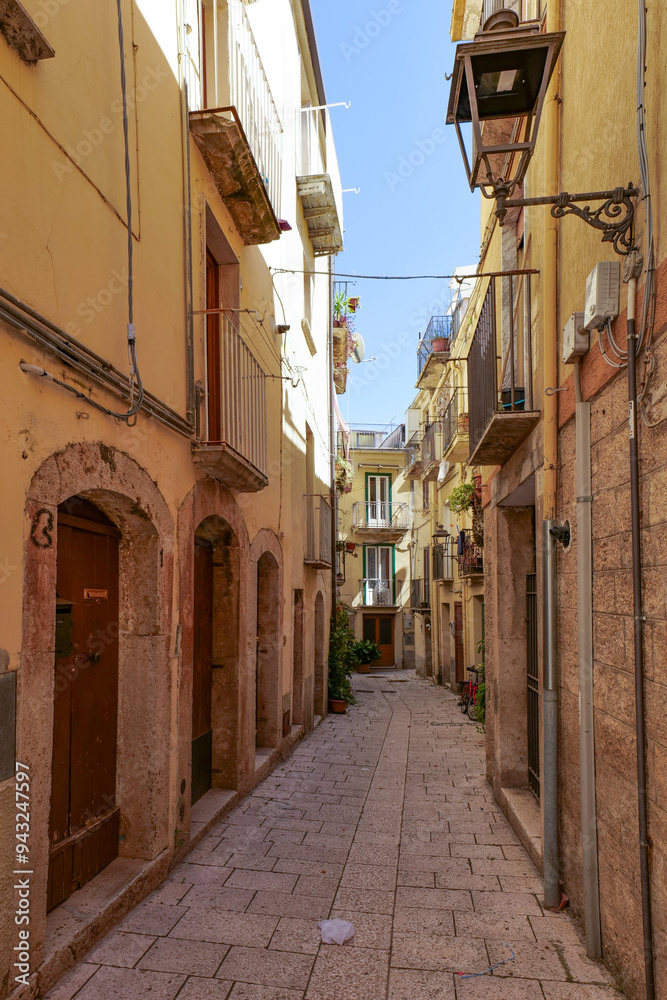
top-left (329, 256), bottom-right (337, 624)
top-left (626, 270), bottom-right (655, 1000)
top-left (541, 0), bottom-right (561, 912)
top-left (574, 357), bottom-right (602, 958)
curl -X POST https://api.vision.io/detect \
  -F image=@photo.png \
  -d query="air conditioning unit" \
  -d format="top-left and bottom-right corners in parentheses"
top-left (584, 262), bottom-right (621, 331)
top-left (562, 312), bottom-right (589, 364)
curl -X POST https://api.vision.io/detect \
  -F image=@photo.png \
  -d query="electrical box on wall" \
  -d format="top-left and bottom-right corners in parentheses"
top-left (584, 261), bottom-right (621, 330)
top-left (562, 312), bottom-right (589, 364)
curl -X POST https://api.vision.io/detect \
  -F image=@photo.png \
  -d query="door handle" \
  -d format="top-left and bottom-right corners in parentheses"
top-left (88, 651), bottom-right (102, 664)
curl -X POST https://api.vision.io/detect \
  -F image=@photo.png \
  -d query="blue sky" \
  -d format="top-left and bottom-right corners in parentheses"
top-left (310, 0), bottom-right (481, 430)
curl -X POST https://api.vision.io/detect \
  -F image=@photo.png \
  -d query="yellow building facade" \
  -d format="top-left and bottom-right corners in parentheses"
top-left (445, 1), bottom-right (667, 995)
top-left (0, 0), bottom-right (342, 994)
top-left (335, 425), bottom-right (413, 670)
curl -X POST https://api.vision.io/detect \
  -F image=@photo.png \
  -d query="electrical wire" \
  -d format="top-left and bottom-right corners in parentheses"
top-left (636, 0), bottom-right (658, 424)
top-left (271, 268), bottom-right (537, 281)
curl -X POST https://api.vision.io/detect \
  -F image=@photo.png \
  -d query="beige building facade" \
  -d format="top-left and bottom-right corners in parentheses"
top-left (0, 1), bottom-right (341, 995)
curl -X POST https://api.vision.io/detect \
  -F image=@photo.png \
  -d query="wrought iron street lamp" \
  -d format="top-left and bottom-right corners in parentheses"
top-left (446, 5), bottom-right (638, 255)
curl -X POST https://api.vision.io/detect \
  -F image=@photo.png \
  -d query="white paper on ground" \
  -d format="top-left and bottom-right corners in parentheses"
top-left (318, 918), bottom-right (355, 945)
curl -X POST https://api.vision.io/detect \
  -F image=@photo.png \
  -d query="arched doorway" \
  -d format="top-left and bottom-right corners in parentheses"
top-left (313, 591), bottom-right (326, 718)
top-left (256, 552), bottom-right (280, 748)
top-left (192, 516), bottom-right (240, 798)
top-left (49, 496), bottom-right (120, 910)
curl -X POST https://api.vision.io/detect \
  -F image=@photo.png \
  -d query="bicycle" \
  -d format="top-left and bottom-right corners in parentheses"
top-left (458, 666), bottom-right (479, 721)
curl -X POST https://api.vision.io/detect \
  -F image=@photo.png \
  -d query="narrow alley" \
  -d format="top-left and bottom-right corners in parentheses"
top-left (47, 676), bottom-right (618, 1000)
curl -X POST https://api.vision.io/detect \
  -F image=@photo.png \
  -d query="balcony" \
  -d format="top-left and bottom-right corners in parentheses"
top-left (352, 502), bottom-right (409, 542)
top-left (188, 0), bottom-right (282, 245)
top-left (421, 421), bottom-right (442, 481)
top-left (441, 390), bottom-right (469, 463)
top-left (410, 579), bottom-right (430, 610)
top-left (468, 274), bottom-right (540, 467)
top-left (296, 107), bottom-right (343, 257)
top-left (305, 496), bottom-right (332, 569)
top-left (361, 579), bottom-right (402, 608)
top-left (432, 542), bottom-right (455, 581)
top-left (417, 316), bottom-right (452, 389)
top-left (193, 315), bottom-right (268, 492)
top-left (404, 441), bottom-right (423, 480)
top-left (458, 540), bottom-right (484, 579)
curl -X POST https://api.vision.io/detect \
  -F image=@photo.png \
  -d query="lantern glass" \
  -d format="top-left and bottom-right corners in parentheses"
top-left (447, 27), bottom-right (565, 194)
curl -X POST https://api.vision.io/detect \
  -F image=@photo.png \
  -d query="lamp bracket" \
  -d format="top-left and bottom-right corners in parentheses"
top-left (501, 184), bottom-right (639, 256)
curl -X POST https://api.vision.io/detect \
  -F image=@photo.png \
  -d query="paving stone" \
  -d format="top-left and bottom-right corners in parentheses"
top-left (120, 903), bottom-right (189, 937)
top-left (305, 944), bottom-right (390, 1000)
top-left (224, 870), bottom-right (299, 893)
top-left (179, 885), bottom-right (256, 911)
top-left (249, 891), bottom-right (330, 919)
top-left (138, 938), bottom-right (229, 976)
top-left (87, 931), bottom-right (156, 968)
top-left (74, 966), bottom-right (186, 999)
top-left (387, 968), bottom-right (456, 999)
top-left (216, 946), bottom-right (314, 989)
top-left (268, 917), bottom-right (321, 954)
top-left (176, 980), bottom-right (234, 1000)
top-left (171, 908), bottom-right (279, 947)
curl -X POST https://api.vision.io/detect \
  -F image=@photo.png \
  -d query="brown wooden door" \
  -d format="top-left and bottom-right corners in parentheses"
top-left (454, 601), bottom-right (464, 684)
top-left (192, 537), bottom-right (213, 804)
top-left (206, 249), bottom-right (222, 442)
top-left (363, 614), bottom-right (394, 667)
top-left (49, 499), bottom-right (120, 912)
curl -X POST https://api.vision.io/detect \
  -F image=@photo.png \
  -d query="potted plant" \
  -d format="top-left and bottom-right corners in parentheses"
top-left (333, 291), bottom-right (349, 325)
top-left (334, 455), bottom-right (353, 494)
top-left (431, 336), bottom-right (449, 353)
top-left (351, 639), bottom-right (381, 674)
top-left (449, 481), bottom-right (476, 514)
top-left (328, 606), bottom-right (357, 712)
top-left (347, 295), bottom-right (360, 313)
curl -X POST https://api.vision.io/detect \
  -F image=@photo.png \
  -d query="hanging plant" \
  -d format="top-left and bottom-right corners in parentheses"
top-left (449, 482), bottom-right (476, 514)
top-left (334, 454), bottom-right (353, 494)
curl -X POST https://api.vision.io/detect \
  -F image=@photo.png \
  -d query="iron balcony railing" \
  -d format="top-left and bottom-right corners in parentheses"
top-left (418, 316), bottom-right (453, 377)
top-left (404, 441), bottom-right (422, 475)
top-left (410, 579), bottom-right (430, 609)
top-left (305, 495), bottom-right (332, 566)
top-left (203, 314), bottom-right (267, 475)
top-left (361, 578), bottom-right (402, 607)
top-left (468, 274), bottom-right (534, 459)
top-left (441, 391), bottom-right (468, 455)
top-left (432, 542), bottom-right (455, 581)
top-left (184, 0), bottom-right (282, 216)
top-left (352, 502), bottom-right (409, 531)
top-left (339, 424), bottom-right (403, 451)
top-left (422, 420), bottom-right (441, 469)
top-left (458, 540), bottom-right (484, 577)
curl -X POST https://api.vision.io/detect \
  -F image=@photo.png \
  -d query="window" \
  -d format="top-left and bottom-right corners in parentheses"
top-left (422, 480), bottom-right (430, 511)
top-left (364, 546), bottom-right (393, 606)
top-left (367, 475), bottom-right (391, 526)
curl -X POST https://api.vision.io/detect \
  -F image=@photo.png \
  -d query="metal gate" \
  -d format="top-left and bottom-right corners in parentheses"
top-left (526, 573), bottom-right (540, 799)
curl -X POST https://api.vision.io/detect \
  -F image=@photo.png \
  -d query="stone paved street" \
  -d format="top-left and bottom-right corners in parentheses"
top-left (47, 674), bottom-right (621, 1000)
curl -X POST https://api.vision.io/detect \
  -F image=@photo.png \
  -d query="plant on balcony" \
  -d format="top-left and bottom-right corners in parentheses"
top-left (334, 455), bottom-right (353, 494)
top-left (328, 605), bottom-right (357, 709)
top-left (351, 639), bottom-right (381, 674)
top-left (449, 481), bottom-right (476, 514)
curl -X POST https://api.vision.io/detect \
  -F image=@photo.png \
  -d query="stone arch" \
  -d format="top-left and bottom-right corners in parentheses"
top-left (314, 591), bottom-right (327, 718)
top-left (249, 529), bottom-right (284, 751)
top-left (178, 479), bottom-right (253, 823)
top-left (20, 442), bottom-right (174, 945)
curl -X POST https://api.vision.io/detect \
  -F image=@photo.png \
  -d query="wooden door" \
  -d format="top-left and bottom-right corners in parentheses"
top-left (292, 591), bottom-right (304, 726)
top-left (206, 249), bottom-right (221, 442)
top-left (362, 615), bottom-right (394, 667)
top-left (454, 601), bottom-right (464, 684)
top-left (49, 499), bottom-right (120, 912)
top-left (192, 537), bottom-right (213, 805)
